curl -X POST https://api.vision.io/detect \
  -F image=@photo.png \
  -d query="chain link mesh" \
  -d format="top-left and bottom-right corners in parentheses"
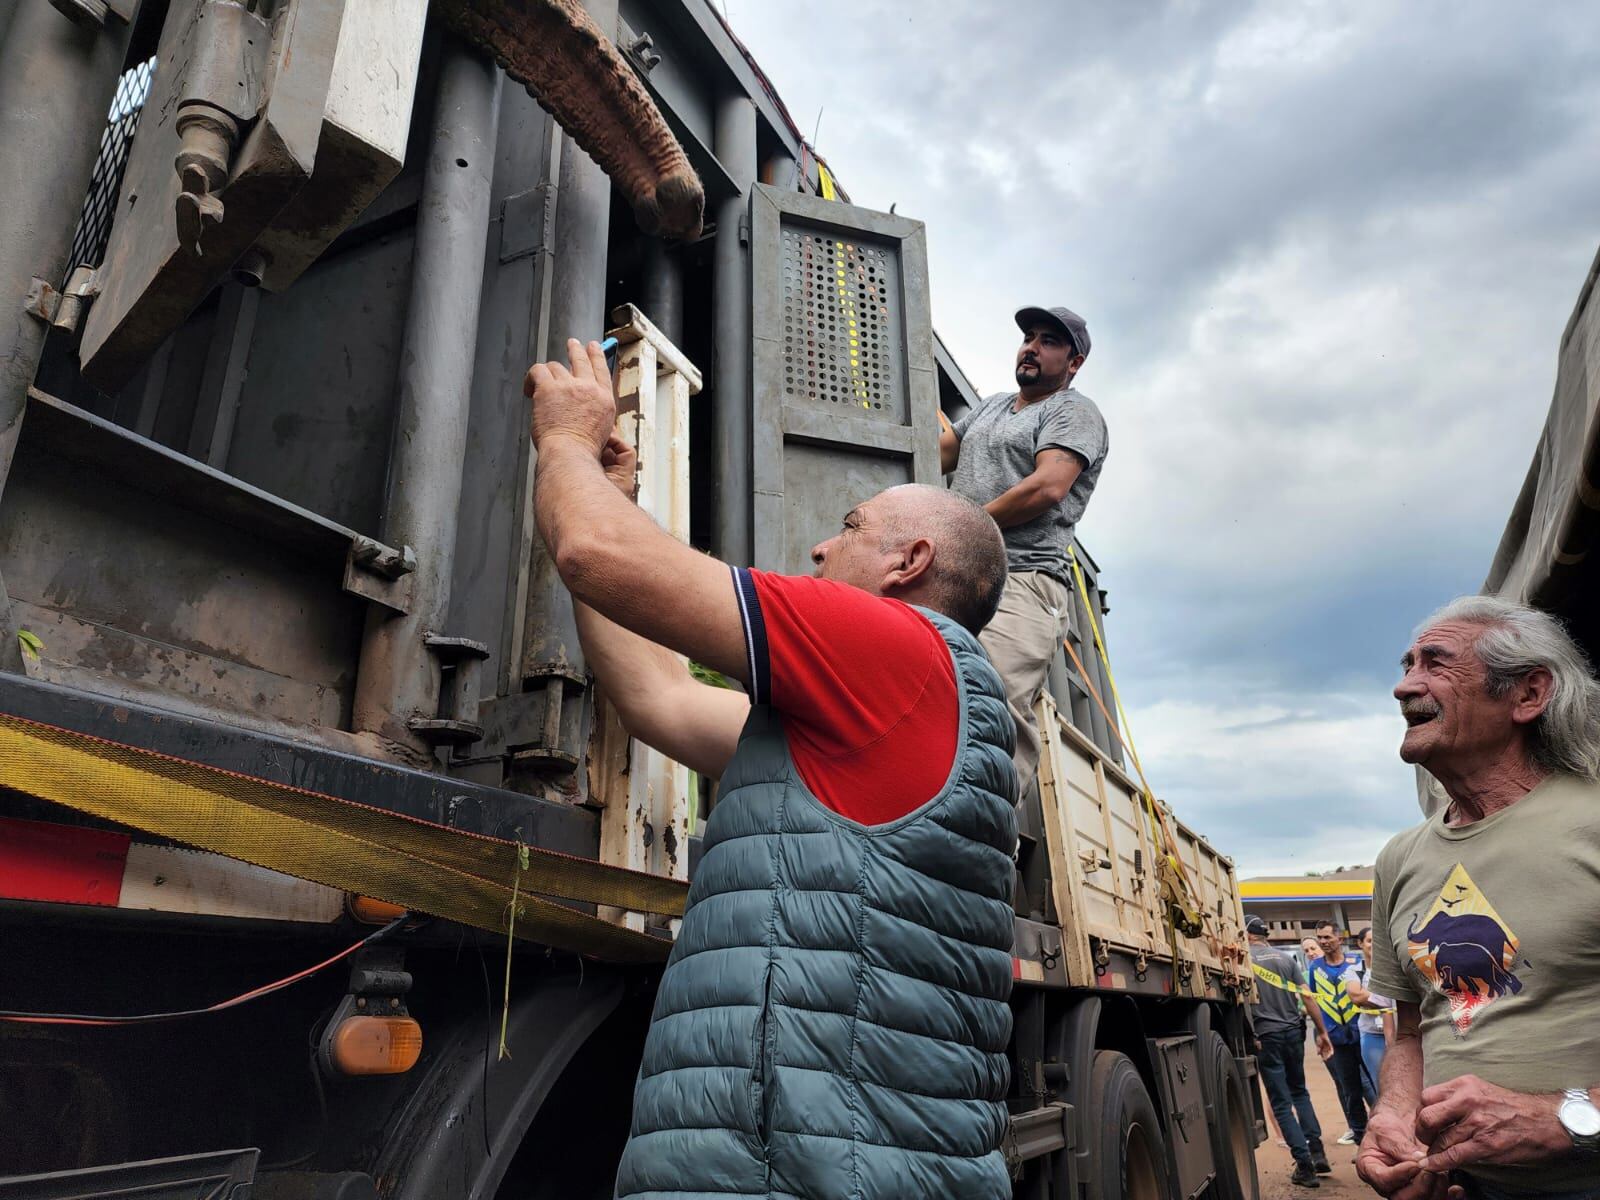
top-left (65, 56), bottom-right (156, 278)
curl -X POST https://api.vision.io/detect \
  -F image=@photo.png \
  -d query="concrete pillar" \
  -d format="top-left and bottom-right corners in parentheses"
top-left (353, 38), bottom-right (502, 755)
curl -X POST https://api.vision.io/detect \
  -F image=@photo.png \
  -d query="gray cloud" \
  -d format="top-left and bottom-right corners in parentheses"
top-left (726, 1), bottom-right (1600, 872)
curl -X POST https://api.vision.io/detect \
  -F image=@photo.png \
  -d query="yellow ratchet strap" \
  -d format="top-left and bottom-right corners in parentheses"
top-left (0, 711), bottom-right (686, 962)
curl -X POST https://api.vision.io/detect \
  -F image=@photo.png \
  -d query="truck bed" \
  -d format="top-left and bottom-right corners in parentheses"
top-left (1033, 693), bottom-right (1252, 999)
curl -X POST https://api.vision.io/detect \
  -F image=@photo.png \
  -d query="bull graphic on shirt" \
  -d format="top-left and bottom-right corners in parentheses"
top-left (1405, 863), bottom-right (1523, 1038)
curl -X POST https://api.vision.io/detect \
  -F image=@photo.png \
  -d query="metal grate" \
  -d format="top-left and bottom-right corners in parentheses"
top-left (780, 229), bottom-right (905, 420)
top-left (66, 56), bottom-right (157, 277)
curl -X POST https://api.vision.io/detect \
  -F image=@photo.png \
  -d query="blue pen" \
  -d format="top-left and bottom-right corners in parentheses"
top-left (600, 336), bottom-right (619, 363)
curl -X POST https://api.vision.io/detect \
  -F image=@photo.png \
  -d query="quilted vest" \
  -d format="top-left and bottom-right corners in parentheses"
top-left (614, 607), bottom-right (1018, 1200)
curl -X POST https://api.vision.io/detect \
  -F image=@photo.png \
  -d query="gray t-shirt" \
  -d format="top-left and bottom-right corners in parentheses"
top-left (950, 387), bottom-right (1108, 582)
top-left (1369, 774), bottom-right (1600, 1195)
top-left (1249, 942), bottom-right (1307, 1037)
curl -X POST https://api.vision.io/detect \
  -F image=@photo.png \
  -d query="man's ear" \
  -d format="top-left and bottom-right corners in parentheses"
top-left (1067, 352), bottom-right (1087, 375)
top-left (1510, 666), bottom-right (1554, 727)
top-left (883, 537), bottom-right (936, 593)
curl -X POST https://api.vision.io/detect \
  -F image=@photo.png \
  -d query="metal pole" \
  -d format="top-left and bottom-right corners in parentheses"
top-left (641, 238), bottom-right (683, 346)
top-left (353, 38), bottom-right (502, 756)
top-left (542, 0), bottom-right (617, 357)
top-left (0, 2), bottom-right (136, 672)
top-left (711, 94), bottom-right (756, 565)
top-left (518, 0), bottom-right (616, 685)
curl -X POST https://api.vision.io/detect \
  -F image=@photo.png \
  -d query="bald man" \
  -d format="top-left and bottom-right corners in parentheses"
top-left (527, 340), bottom-right (1020, 1200)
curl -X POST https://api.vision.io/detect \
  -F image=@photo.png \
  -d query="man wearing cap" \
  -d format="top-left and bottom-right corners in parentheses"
top-left (1248, 914), bottom-right (1336, 1188)
top-left (939, 306), bottom-right (1109, 799)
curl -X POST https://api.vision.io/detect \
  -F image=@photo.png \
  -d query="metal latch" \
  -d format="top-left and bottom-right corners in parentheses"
top-left (172, 0), bottom-right (272, 255)
top-left (409, 635), bottom-right (491, 747)
top-left (623, 32), bottom-right (662, 74)
top-left (343, 536), bottom-right (416, 614)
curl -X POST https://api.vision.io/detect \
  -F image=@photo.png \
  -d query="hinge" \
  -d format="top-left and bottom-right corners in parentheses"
top-left (24, 267), bottom-right (101, 333)
top-left (738, 212), bottom-right (751, 247)
top-left (455, 667), bottom-right (590, 775)
top-left (409, 634), bottom-right (491, 747)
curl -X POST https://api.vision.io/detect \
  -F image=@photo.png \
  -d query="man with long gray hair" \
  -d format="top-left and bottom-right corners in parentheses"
top-left (1357, 597), bottom-right (1600, 1200)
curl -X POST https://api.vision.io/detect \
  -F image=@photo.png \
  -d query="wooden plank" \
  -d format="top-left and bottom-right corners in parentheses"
top-left (1121, 761), bottom-right (1163, 944)
top-left (1033, 697), bottom-right (1093, 985)
top-left (591, 331), bottom-right (698, 932)
top-left (1090, 757), bottom-right (1134, 937)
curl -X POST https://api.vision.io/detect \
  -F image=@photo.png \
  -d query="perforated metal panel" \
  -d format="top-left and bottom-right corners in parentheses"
top-left (780, 229), bottom-right (907, 422)
top-left (751, 185), bottom-right (938, 574)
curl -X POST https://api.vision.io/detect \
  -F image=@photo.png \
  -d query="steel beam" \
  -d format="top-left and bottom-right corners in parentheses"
top-left (711, 93), bottom-right (756, 565)
top-left (353, 37), bottom-right (502, 756)
top-left (0, 1), bottom-right (136, 671)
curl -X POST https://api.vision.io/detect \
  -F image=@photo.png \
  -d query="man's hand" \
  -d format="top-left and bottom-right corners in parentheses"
top-left (1314, 1032), bottom-right (1334, 1061)
top-left (601, 433), bottom-right (637, 500)
top-left (1357, 1106), bottom-right (1446, 1200)
top-left (524, 337), bottom-right (616, 455)
top-left (1414, 1075), bottom-right (1569, 1173)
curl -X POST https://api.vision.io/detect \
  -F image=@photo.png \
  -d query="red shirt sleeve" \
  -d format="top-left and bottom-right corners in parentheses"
top-left (735, 568), bottom-right (958, 825)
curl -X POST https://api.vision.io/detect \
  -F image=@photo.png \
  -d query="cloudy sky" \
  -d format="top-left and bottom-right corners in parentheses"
top-left (725, 1), bottom-right (1600, 875)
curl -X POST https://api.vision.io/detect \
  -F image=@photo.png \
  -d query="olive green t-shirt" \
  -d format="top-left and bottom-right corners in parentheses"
top-left (1369, 774), bottom-right (1600, 1194)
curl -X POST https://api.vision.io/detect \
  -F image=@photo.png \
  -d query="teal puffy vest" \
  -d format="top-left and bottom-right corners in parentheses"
top-left (614, 607), bottom-right (1018, 1200)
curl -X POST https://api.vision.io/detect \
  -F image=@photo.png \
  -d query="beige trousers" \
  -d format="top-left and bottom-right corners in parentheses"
top-left (977, 570), bottom-right (1071, 802)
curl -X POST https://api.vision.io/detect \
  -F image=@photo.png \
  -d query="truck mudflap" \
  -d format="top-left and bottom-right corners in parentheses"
top-left (0, 1148), bottom-right (256, 1199)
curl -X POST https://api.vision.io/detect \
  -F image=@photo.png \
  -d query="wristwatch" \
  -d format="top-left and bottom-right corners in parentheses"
top-left (1557, 1088), bottom-right (1600, 1152)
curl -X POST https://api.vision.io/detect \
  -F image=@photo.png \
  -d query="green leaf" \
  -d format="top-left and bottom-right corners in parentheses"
top-left (688, 660), bottom-right (734, 689)
top-left (16, 630), bottom-right (43, 661)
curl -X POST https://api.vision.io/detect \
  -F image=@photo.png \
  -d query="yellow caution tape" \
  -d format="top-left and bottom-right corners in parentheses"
top-left (818, 161), bottom-right (838, 200)
top-left (0, 712), bottom-right (686, 962)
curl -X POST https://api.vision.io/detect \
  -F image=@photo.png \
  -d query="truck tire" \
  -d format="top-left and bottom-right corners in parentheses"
top-left (1085, 1050), bottom-right (1171, 1200)
top-left (1202, 1031), bottom-right (1260, 1200)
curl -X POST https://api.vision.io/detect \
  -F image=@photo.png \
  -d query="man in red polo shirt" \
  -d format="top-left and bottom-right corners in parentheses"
top-left (526, 340), bottom-right (1017, 1198)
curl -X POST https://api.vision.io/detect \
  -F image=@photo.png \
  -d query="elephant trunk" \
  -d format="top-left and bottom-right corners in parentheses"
top-left (436, 0), bottom-right (705, 241)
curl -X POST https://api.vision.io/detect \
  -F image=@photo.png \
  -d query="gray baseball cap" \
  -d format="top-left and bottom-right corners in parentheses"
top-left (1244, 914), bottom-right (1269, 936)
top-left (1015, 305), bottom-right (1091, 357)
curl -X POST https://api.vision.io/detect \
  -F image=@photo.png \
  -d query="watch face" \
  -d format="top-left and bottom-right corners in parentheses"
top-left (1561, 1097), bottom-right (1600, 1138)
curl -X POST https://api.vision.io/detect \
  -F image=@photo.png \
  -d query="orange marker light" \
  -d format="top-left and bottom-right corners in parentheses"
top-left (326, 1015), bottom-right (423, 1076)
top-left (347, 895), bottom-right (407, 925)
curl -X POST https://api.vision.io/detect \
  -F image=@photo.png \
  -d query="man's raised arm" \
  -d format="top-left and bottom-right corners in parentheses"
top-left (526, 339), bottom-right (747, 679)
top-left (526, 340), bottom-right (751, 769)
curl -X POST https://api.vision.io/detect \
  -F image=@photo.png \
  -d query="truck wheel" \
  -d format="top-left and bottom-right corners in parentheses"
top-left (1085, 1050), bottom-right (1171, 1200)
top-left (1202, 1031), bottom-right (1260, 1200)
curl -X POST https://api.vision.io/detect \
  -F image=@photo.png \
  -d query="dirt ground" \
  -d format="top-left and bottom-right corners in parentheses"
top-left (1255, 1046), bottom-right (1372, 1200)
